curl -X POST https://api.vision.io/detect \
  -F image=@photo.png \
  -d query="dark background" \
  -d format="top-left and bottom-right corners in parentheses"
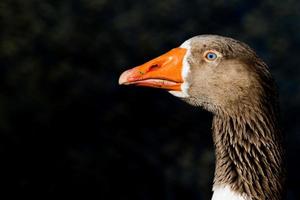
top-left (1, 0), bottom-right (299, 199)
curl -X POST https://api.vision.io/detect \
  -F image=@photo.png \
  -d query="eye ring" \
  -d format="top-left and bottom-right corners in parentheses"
top-left (205, 52), bottom-right (218, 61)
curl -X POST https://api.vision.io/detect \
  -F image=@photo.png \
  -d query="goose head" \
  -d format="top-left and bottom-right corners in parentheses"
top-left (119, 35), bottom-right (284, 200)
top-left (119, 35), bottom-right (273, 114)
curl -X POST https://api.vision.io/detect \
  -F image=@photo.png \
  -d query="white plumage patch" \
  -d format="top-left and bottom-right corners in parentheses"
top-left (212, 185), bottom-right (249, 200)
top-left (169, 39), bottom-right (191, 98)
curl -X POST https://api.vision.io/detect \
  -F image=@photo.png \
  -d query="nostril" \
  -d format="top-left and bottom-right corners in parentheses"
top-left (148, 64), bottom-right (160, 71)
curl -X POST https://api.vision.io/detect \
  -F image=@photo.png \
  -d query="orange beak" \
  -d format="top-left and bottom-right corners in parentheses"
top-left (119, 48), bottom-right (187, 91)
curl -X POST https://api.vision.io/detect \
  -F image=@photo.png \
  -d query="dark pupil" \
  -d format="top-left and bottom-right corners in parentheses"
top-left (208, 53), bottom-right (214, 59)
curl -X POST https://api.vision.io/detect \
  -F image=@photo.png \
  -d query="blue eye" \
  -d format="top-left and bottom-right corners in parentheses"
top-left (206, 52), bottom-right (217, 60)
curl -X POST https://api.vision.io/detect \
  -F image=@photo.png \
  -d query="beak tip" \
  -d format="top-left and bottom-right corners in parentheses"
top-left (118, 75), bottom-right (125, 85)
top-left (118, 69), bottom-right (131, 85)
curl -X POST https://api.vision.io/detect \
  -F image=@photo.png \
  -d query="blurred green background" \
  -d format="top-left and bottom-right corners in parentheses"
top-left (0, 0), bottom-right (299, 199)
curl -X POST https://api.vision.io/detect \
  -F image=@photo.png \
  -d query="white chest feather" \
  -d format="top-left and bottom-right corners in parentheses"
top-left (212, 185), bottom-right (249, 200)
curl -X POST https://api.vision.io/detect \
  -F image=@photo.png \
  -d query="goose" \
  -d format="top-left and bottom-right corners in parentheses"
top-left (118, 35), bottom-right (285, 200)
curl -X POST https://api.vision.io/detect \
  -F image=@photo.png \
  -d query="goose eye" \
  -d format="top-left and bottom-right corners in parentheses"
top-left (205, 52), bottom-right (217, 61)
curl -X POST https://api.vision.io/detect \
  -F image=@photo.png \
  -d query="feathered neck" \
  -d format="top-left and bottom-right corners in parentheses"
top-left (211, 103), bottom-right (285, 200)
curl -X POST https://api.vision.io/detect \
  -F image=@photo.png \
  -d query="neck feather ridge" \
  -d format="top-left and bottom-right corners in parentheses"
top-left (212, 105), bottom-right (284, 200)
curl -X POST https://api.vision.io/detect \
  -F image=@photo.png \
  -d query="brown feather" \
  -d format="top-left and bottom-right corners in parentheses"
top-left (182, 35), bottom-right (285, 200)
